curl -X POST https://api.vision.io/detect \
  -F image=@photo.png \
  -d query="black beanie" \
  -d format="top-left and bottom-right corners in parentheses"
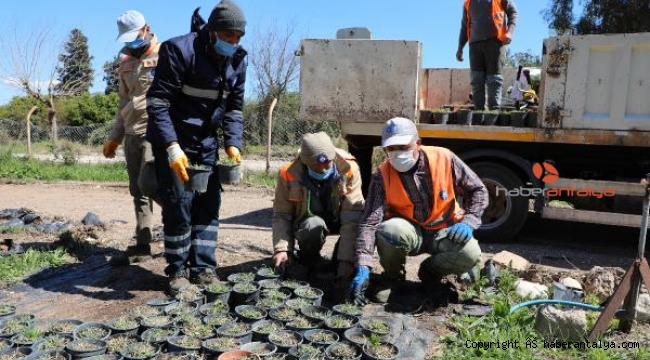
top-left (206, 0), bottom-right (246, 35)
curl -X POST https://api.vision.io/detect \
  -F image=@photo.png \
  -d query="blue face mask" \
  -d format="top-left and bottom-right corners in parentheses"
top-left (126, 38), bottom-right (146, 49)
top-left (213, 37), bottom-right (239, 57)
top-left (308, 166), bottom-right (335, 181)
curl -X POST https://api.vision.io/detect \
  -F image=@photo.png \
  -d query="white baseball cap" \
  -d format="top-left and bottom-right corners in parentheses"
top-left (381, 117), bottom-right (418, 147)
top-left (116, 10), bottom-right (146, 42)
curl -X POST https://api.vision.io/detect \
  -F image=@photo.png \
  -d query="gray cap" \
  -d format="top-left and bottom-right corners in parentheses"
top-left (381, 117), bottom-right (418, 147)
top-left (116, 10), bottom-right (145, 42)
top-left (299, 132), bottom-right (336, 166)
top-left (206, 0), bottom-right (246, 35)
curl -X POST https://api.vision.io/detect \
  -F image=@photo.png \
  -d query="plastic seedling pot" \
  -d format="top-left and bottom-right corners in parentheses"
top-left (186, 164), bottom-right (213, 194)
top-left (239, 342), bottom-right (277, 357)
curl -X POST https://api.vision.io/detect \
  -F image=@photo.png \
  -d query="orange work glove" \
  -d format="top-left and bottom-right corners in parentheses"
top-left (102, 140), bottom-right (120, 158)
top-left (225, 146), bottom-right (241, 163)
top-left (166, 143), bottom-right (189, 183)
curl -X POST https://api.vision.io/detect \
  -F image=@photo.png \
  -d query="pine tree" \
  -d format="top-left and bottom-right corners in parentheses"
top-left (56, 28), bottom-right (94, 95)
top-left (103, 54), bottom-right (122, 95)
top-left (544, 0), bottom-right (650, 35)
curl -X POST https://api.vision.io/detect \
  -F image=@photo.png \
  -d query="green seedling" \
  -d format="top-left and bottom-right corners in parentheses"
top-left (111, 316), bottom-right (139, 330)
top-left (50, 321), bottom-right (79, 334)
top-left (326, 315), bottom-right (354, 328)
top-left (0, 305), bottom-right (15, 316)
top-left (334, 303), bottom-right (363, 316)
top-left (365, 335), bottom-right (397, 358)
top-left (204, 313), bottom-right (236, 327)
top-left (269, 330), bottom-right (301, 346)
top-left (288, 316), bottom-right (316, 329)
top-left (67, 341), bottom-right (102, 352)
top-left (107, 335), bottom-right (138, 354)
top-left (308, 330), bottom-right (337, 344)
top-left (254, 320), bottom-right (284, 334)
top-left (130, 305), bottom-right (160, 319)
top-left (172, 336), bottom-right (201, 348)
top-left (285, 298), bottom-right (312, 309)
top-left (229, 272), bottom-right (255, 283)
top-left (183, 323), bottom-right (214, 339)
top-left (76, 326), bottom-right (109, 340)
top-left (202, 300), bottom-right (229, 315)
top-left (141, 315), bottom-right (172, 328)
top-left (256, 296), bottom-right (284, 310)
top-left (281, 279), bottom-right (307, 290)
top-left (271, 307), bottom-right (297, 321)
top-left (142, 328), bottom-right (175, 343)
top-left (328, 342), bottom-right (358, 358)
top-left (122, 342), bottom-right (156, 358)
top-left (362, 319), bottom-right (390, 334)
top-left (239, 307), bottom-right (265, 320)
top-left (205, 282), bottom-right (232, 293)
top-left (304, 308), bottom-right (331, 321)
top-left (295, 287), bottom-right (322, 299)
top-left (219, 323), bottom-right (251, 336)
top-left (203, 336), bottom-right (240, 351)
top-left (294, 343), bottom-right (322, 356)
top-left (14, 326), bottom-right (43, 342)
top-left (233, 281), bottom-right (258, 293)
top-left (261, 288), bottom-right (289, 299)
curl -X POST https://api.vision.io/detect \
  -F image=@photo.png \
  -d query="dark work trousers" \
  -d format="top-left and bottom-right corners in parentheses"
top-left (469, 38), bottom-right (507, 110)
top-left (154, 152), bottom-right (221, 277)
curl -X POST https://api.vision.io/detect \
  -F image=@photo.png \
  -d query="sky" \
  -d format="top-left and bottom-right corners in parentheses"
top-left (0, 0), bottom-right (554, 105)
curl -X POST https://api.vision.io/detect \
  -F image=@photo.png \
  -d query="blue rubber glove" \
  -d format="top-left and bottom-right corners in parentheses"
top-left (447, 223), bottom-right (473, 247)
top-left (349, 266), bottom-right (370, 306)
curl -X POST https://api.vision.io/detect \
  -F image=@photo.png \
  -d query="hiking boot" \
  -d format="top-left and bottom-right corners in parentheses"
top-left (169, 269), bottom-right (190, 295)
top-left (190, 268), bottom-right (220, 286)
top-left (371, 277), bottom-right (400, 304)
top-left (109, 244), bottom-right (152, 266)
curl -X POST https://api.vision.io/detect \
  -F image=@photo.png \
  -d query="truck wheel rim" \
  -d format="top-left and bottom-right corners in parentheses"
top-left (480, 178), bottom-right (512, 230)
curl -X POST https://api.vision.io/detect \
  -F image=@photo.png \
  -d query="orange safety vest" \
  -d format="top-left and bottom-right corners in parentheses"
top-left (280, 157), bottom-right (357, 203)
top-left (380, 146), bottom-right (464, 230)
top-left (464, 0), bottom-right (509, 44)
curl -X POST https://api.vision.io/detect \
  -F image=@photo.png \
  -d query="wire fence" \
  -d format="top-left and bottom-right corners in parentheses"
top-left (0, 110), bottom-right (343, 161)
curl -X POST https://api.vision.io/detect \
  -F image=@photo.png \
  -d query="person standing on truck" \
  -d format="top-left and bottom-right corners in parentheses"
top-left (103, 10), bottom-right (161, 266)
top-left (456, 0), bottom-right (518, 110)
top-left (349, 117), bottom-right (489, 304)
top-left (146, 0), bottom-right (247, 294)
top-left (271, 132), bottom-right (365, 282)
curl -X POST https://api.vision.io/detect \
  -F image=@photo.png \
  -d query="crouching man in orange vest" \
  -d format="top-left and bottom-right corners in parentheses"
top-left (350, 118), bottom-right (488, 305)
top-left (271, 132), bottom-right (365, 281)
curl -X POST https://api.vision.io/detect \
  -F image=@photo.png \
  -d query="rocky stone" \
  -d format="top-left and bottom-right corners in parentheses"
top-left (535, 305), bottom-right (587, 341)
top-left (583, 266), bottom-right (625, 303)
top-left (637, 293), bottom-right (650, 324)
top-left (560, 277), bottom-right (583, 290)
top-left (515, 279), bottom-right (548, 299)
top-left (492, 251), bottom-right (530, 272)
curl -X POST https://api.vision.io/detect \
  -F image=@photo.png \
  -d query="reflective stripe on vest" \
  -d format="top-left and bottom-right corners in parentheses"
top-left (464, 0), bottom-right (508, 43)
top-left (380, 146), bottom-right (463, 231)
top-left (280, 159), bottom-right (355, 203)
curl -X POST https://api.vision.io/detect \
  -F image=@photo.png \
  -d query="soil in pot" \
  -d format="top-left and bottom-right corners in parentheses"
top-left (119, 342), bottom-right (159, 360)
top-left (331, 304), bottom-right (363, 317)
top-left (202, 313), bottom-right (237, 328)
top-left (358, 319), bottom-right (391, 340)
top-left (166, 336), bottom-right (202, 354)
top-left (303, 329), bottom-right (339, 347)
top-left (268, 330), bottom-right (302, 353)
top-left (175, 285), bottom-right (205, 305)
top-left (288, 343), bottom-right (323, 358)
top-left (204, 282), bottom-right (233, 304)
top-left (139, 315), bottom-right (173, 330)
top-left (27, 349), bottom-right (70, 360)
top-left (239, 342), bottom-right (277, 357)
top-left (361, 340), bottom-right (399, 360)
top-left (343, 328), bottom-right (367, 348)
top-left (65, 339), bottom-right (107, 358)
top-left (298, 355), bottom-right (327, 360)
top-left (202, 337), bottom-right (241, 358)
top-left (11, 326), bottom-right (45, 347)
top-left (0, 305), bottom-right (16, 319)
top-left (0, 339), bottom-right (11, 351)
top-left (49, 320), bottom-right (83, 337)
top-left (180, 322), bottom-right (215, 340)
top-left (227, 272), bottom-right (256, 284)
top-left (284, 298), bottom-right (315, 311)
top-left (173, 314), bottom-right (203, 333)
top-left (324, 341), bottom-right (361, 360)
top-left (293, 288), bottom-right (324, 307)
top-left (72, 323), bottom-right (111, 341)
top-left (284, 316), bottom-right (322, 336)
top-left (300, 306), bottom-right (332, 323)
top-left (215, 323), bottom-right (253, 344)
top-left (251, 320), bottom-right (285, 343)
top-left (257, 279), bottom-right (282, 290)
top-left (106, 316), bottom-right (140, 335)
top-left (255, 266), bottom-right (283, 281)
top-left (32, 334), bottom-right (73, 352)
top-left (324, 315), bottom-right (358, 336)
top-left (199, 300), bottom-right (230, 317)
top-left (153, 353), bottom-right (194, 360)
top-left (260, 288), bottom-right (292, 302)
top-left (234, 306), bottom-right (267, 324)
top-left (105, 333), bottom-right (140, 355)
top-left (0, 318), bottom-right (31, 338)
top-left (230, 282), bottom-right (261, 307)
top-left (268, 307), bottom-right (298, 324)
top-left (0, 346), bottom-right (32, 360)
top-left (140, 328), bottom-right (178, 346)
top-left (163, 302), bottom-right (198, 318)
top-left (280, 280), bottom-right (309, 291)
top-left (255, 297), bottom-right (285, 311)
top-left (129, 305), bottom-right (162, 320)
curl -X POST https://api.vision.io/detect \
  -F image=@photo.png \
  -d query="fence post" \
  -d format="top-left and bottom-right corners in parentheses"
top-left (266, 97), bottom-right (278, 173)
top-left (25, 106), bottom-right (38, 157)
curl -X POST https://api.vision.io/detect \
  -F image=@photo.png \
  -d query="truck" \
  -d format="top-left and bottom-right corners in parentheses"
top-left (297, 28), bottom-right (650, 242)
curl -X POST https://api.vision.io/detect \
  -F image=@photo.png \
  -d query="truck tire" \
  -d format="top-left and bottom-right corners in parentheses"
top-left (469, 162), bottom-right (528, 242)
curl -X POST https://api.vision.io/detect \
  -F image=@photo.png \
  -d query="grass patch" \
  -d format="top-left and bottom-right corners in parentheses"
top-left (429, 269), bottom-right (650, 360)
top-left (0, 148), bottom-right (128, 182)
top-left (0, 248), bottom-right (72, 288)
top-left (242, 170), bottom-right (277, 187)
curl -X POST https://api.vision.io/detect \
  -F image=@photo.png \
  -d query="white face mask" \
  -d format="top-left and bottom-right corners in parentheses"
top-left (388, 149), bottom-right (417, 172)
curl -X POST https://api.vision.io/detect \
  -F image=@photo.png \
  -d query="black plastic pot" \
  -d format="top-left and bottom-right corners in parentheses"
top-left (201, 337), bottom-right (241, 360)
top-left (217, 163), bottom-right (240, 185)
top-left (300, 306), bottom-right (332, 323)
top-left (358, 318), bottom-right (391, 342)
top-left (268, 330), bottom-right (303, 354)
top-left (260, 288), bottom-right (292, 302)
top-left (293, 288), bottom-right (324, 307)
top-left (251, 320), bottom-right (285, 343)
top-left (284, 299), bottom-right (315, 311)
top-left (284, 318), bottom-right (323, 337)
top-left (105, 333), bottom-right (140, 355)
top-left (72, 323), bottom-right (111, 341)
top-left (331, 304), bottom-right (363, 317)
top-left (230, 282), bottom-right (261, 307)
top-left (119, 342), bottom-right (161, 360)
top-left (175, 285), bottom-right (205, 306)
top-left (202, 313), bottom-right (237, 328)
top-left (258, 279), bottom-right (283, 290)
top-left (0, 338), bottom-right (12, 351)
top-left (199, 300), bottom-right (231, 317)
top-left (130, 305), bottom-right (163, 320)
top-left (431, 111), bottom-right (451, 125)
top-left (482, 112), bottom-right (499, 126)
top-left (204, 283), bottom-right (232, 305)
top-left (234, 305), bottom-right (267, 324)
top-left (26, 349), bottom-right (71, 360)
top-left (343, 328), bottom-right (367, 348)
top-left (140, 328), bottom-right (179, 347)
top-left (163, 302), bottom-right (199, 318)
top-left (140, 315), bottom-right (173, 331)
top-left (268, 307), bottom-right (298, 324)
top-left (256, 267), bottom-right (284, 282)
top-left (10, 331), bottom-right (43, 347)
top-left (526, 111), bottom-right (538, 127)
top-left (456, 109), bottom-right (473, 125)
top-left (288, 343), bottom-right (323, 359)
top-left (227, 272), bottom-right (256, 284)
top-left (166, 336), bottom-right (202, 354)
top-left (239, 342), bottom-right (278, 357)
top-left (0, 346), bottom-right (32, 359)
top-left (324, 315), bottom-right (359, 337)
top-left (509, 112), bottom-right (526, 127)
top-left (49, 320), bottom-right (83, 337)
top-left (303, 329), bottom-right (339, 348)
top-left (0, 306), bottom-right (16, 320)
top-left (31, 334), bottom-right (73, 352)
top-left (215, 322), bottom-right (253, 344)
top-left (324, 341), bottom-right (361, 360)
top-left (146, 297), bottom-right (178, 311)
top-left (65, 339), bottom-right (107, 359)
top-left (280, 280), bottom-right (309, 292)
top-left (106, 316), bottom-right (140, 336)
top-left (361, 341), bottom-right (400, 360)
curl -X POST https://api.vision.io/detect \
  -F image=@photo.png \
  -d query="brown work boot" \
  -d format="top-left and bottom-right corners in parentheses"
top-left (372, 277), bottom-right (401, 304)
top-left (169, 269), bottom-right (190, 296)
top-left (109, 244), bottom-right (152, 266)
top-left (190, 268), bottom-right (220, 286)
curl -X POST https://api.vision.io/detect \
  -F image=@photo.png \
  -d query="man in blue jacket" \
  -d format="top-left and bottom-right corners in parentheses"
top-left (146, 0), bottom-right (247, 294)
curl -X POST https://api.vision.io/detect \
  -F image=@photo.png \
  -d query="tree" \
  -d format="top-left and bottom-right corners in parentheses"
top-left (544, 0), bottom-right (650, 35)
top-left (0, 27), bottom-right (93, 144)
top-left (506, 49), bottom-right (542, 68)
top-left (103, 54), bottom-right (122, 95)
top-left (56, 28), bottom-right (94, 95)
